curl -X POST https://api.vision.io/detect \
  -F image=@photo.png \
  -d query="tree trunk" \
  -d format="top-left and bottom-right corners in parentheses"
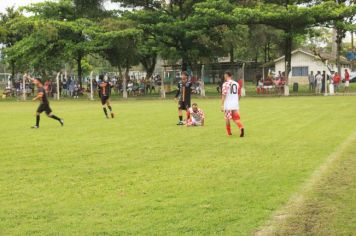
top-left (284, 33), bottom-right (292, 84)
top-left (141, 55), bottom-right (157, 81)
top-left (77, 55), bottom-right (83, 88)
top-left (11, 60), bottom-right (15, 86)
top-left (230, 45), bottom-right (234, 63)
top-left (123, 66), bottom-right (129, 99)
top-left (336, 28), bottom-right (343, 75)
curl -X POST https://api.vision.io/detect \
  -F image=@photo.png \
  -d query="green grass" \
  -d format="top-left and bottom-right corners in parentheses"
top-left (0, 97), bottom-right (355, 235)
top-left (271, 136), bottom-right (356, 236)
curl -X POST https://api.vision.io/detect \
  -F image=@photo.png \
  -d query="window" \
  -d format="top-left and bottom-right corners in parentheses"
top-left (292, 66), bottom-right (308, 76)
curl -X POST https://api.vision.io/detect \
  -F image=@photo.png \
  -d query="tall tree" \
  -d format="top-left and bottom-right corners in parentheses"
top-left (234, 0), bottom-right (356, 84)
top-left (0, 7), bottom-right (26, 79)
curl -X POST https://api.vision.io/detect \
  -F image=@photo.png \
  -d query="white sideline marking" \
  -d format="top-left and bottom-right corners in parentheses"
top-left (254, 130), bottom-right (356, 236)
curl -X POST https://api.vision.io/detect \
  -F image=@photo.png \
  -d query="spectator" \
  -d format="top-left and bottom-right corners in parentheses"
top-left (333, 72), bottom-right (341, 92)
top-left (321, 71), bottom-right (326, 93)
top-left (127, 80), bottom-right (134, 95)
top-left (344, 68), bottom-right (350, 94)
top-left (62, 78), bottom-right (67, 96)
top-left (308, 71), bottom-right (314, 92)
top-left (73, 84), bottom-right (79, 99)
top-left (315, 71), bottom-right (322, 94)
top-left (69, 79), bottom-right (75, 97)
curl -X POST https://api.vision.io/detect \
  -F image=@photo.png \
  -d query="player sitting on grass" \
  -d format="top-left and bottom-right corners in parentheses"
top-left (25, 74), bottom-right (64, 129)
top-left (221, 71), bottom-right (244, 137)
top-left (186, 103), bottom-right (205, 127)
top-left (98, 74), bottom-right (114, 119)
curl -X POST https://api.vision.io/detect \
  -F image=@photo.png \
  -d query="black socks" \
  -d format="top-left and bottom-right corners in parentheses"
top-left (103, 107), bottom-right (108, 117)
top-left (36, 115), bottom-right (40, 127)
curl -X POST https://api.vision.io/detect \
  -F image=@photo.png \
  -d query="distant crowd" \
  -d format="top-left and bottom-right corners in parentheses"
top-left (2, 74), bottom-right (164, 98)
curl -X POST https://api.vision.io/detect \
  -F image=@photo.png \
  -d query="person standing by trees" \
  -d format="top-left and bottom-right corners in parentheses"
top-left (333, 72), bottom-right (341, 92)
top-left (344, 69), bottom-right (350, 94)
top-left (315, 71), bottom-right (323, 94)
top-left (308, 71), bottom-right (314, 92)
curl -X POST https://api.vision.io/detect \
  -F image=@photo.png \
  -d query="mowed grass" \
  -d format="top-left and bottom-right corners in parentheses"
top-left (0, 96), bottom-right (355, 235)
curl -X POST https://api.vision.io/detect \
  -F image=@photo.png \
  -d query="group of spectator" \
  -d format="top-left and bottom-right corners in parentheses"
top-left (309, 69), bottom-right (350, 94)
top-left (255, 71), bottom-right (287, 94)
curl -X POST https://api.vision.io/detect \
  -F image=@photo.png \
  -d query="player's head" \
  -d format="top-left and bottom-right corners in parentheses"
top-left (99, 74), bottom-right (105, 81)
top-left (181, 71), bottom-right (188, 82)
top-left (32, 78), bottom-right (42, 87)
top-left (224, 71), bottom-right (232, 81)
top-left (192, 103), bottom-right (198, 112)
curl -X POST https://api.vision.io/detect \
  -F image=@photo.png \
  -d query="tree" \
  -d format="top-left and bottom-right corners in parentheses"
top-left (23, 0), bottom-right (106, 87)
top-left (126, 0), bottom-right (226, 71)
top-left (234, 0), bottom-right (356, 85)
top-left (0, 7), bottom-right (26, 79)
top-left (96, 17), bottom-right (141, 98)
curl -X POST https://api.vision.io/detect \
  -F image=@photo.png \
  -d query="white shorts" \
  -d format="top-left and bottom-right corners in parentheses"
top-left (187, 118), bottom-right (202, 126)
top-left (345, 81), bottom-right (350, 87)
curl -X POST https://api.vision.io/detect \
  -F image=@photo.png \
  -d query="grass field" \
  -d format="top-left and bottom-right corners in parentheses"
top-left (0, 96), bottom-right (355, 235)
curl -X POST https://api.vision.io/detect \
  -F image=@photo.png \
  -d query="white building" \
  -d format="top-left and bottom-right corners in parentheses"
top-left (274, 49), bottom-right (351, 84)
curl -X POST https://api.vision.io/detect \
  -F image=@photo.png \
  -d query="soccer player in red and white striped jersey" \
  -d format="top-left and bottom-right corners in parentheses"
top-left (221, 71), bottom-right (244, 137)
top-left (186, 103), bottom-right (205, 127)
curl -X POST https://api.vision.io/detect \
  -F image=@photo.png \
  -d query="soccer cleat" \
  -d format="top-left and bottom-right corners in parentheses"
top-left (176, 121), bottom-right (184, 125)
top-left (60, 119), bottom-right (64, 126)
top-left (240, 128), bottom-right (245, 137)
top-left (111, 113), bottom-right (115, 118)
top-left (31, 125), bottom-right (39, 129)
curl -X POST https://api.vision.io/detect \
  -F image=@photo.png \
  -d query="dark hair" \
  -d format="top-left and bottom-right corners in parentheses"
top-left (34, 78), bottom-right (42, 84)
top-left (99, 74), bottom-right (105, 81)
top-left (181, 71), bottom-right (189, 77)
top-left (192, 103), bottom-right (198, 106)
top-left (224, 71), bottom-right (232, 77)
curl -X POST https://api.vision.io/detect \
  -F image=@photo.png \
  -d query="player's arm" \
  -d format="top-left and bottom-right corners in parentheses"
top-left (201, 112), bottom-right (205, 126)
top-left (221, 94), bottom-right (226, 112)
top-left (33, 92), bottom-right (43, 101)
top-left (175, 83), bottom-right (180, 101)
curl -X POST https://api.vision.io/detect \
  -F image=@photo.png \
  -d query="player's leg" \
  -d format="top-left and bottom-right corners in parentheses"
top-left (231, 111), bottom-right (244, 137)
top-left (32, 105), bottom-right (45, 128)
top-left (106, 99), bottom-right (114, 118)
top-left (224, 111), bottom-right (232, 136)
top-left (46, 106), bottom-right (64, 126)
top-left (32, 112), bottom-right (41, 129)
top-left (185, 102), bottom-right (191, 122)
top-left (101, 97), bottom-right (109, 118)
top-left (177, 102), bottom-right (184, 125)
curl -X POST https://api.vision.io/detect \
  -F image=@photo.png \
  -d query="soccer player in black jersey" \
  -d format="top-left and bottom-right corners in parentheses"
top-left (98, 75), bottom-right (114, 119)
top-left (174, 71), bottom-right (192, 125)
top-left (27, 75), bottom-right (64, 129)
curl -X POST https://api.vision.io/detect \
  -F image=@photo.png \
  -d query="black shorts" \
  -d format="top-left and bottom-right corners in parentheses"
top-left (101, 96), bottom-right (109, 105)
top-left (37, 104), bottom-right (52, 115)
top-left (178, 101), bottom-right (191, 110)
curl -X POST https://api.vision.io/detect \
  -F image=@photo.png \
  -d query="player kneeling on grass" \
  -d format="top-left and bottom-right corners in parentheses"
top-left (186, 103), bottom-right (205, 127)
top-left (221, 71), bottom-right (244, 137)
top-left (25, 74), bottom-right (64, 129)
top-left (98, 74), bottom-right (114, 119)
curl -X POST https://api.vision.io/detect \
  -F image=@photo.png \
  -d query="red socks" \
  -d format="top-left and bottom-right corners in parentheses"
top-left (226, 124), bottom-right (232, 135)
